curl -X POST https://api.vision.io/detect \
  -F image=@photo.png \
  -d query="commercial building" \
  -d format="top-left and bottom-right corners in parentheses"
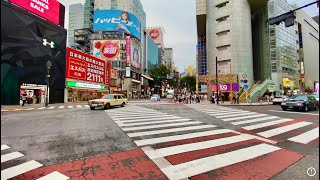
top-left (196, 0), bottom-right (319, 96)
top-left (146, 33), bottom-right (159, 74)
top-left (1, 0), bottom-right (66, 105)
top-left (68, 3), bottom-right (84, 47)
top-left (164, 48), bottom-right (173, 71)
top-left (84, 0), bottom-right (94, 29)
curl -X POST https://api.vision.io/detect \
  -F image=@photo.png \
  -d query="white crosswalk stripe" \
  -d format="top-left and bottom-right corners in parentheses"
top-left (48, 107), bottom-right (55, 109)
top-left (242, 119), bottom-right (294, 130)
top-left (288, 127), bottom-right (319, 144)
top-left (232, 116), bottom-right (279, 125)
top-left (105, 105), bottom-right (300, 179)
top-left (1, 145), bottom-right (69, 179)
top-left (257, 122), bottom-right (313, 138)
top-left (58, 106), bottom-right (65, 108)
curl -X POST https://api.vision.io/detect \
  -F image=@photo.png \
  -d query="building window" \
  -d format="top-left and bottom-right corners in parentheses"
top-left (216, 1), bottom-right (229, 8)
top-left (216, 15), bottom-right (230, 22)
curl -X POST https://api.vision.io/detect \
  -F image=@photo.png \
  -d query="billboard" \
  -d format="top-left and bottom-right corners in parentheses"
top-left (10, 0), bottom-right (61, 25)
top-left (93, 40), bottom-right (121, 61)
top-left (131, 46), bottom-right (141, 69)
top-left (66, 48), bottom-right (107, 86)
top-left (126, 36), bottom-right (131, 65)
top-left (212, 84), bottom-right (239, 92)
top-left (93, 10), bottom-right (141, 40)
top-left (146, 28), bottom-right (164, 46)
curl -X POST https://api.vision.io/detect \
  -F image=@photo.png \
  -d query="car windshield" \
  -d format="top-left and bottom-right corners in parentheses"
top-left (102, 95), bottom-right (113, 99)
top-left (289, 95), bottom-right (307, 101)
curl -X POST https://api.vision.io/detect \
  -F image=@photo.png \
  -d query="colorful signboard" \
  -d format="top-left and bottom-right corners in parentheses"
top-left (93, 40), bottom-right (120, 61)
top-left (67, 81), bottom-right (104, 90)
top-left (149, 29), bottom-right (160, 40)
top-left (111, 69), bottom-right (117, 79)
top-left (131, 46), bottom-right (140, 69)
top-left (106, 61), bottom-right (111, 86)
top-left (66, 48), bottom-right (107, 86)
top-left (211, 84), bottom-right (239, 92)
top-left (146, 28), bottom-right (164, 46)
top-left (315, 82), bottom-right (319, 93)
top-left (126, 36), bottom-right (131, 65)
top-left (10, 0), bottom-right (61, 25)
top-left (93, 10), bottom-right (141, 40)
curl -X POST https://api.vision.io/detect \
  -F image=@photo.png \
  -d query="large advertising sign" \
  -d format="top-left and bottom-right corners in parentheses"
top-left (66, 48), bottom-right (107, 86)
top-left (93, 10), bottom-right (141, 40)
top-left (146, 28), bottom-right (164, 46)
top-left (211, 84), bottom-right (239, 92)
top-left (126, 36), bottom-right (131, 65)
top-left (93, 40), bottom-right (121, 61)
top-left (131, 46), bottom-right (141, 69)
top-left (10, 0), bottom-right (61, 25)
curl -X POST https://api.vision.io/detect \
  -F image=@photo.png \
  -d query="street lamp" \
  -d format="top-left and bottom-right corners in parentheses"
top-left (45, 60), bottom-right (52, 107)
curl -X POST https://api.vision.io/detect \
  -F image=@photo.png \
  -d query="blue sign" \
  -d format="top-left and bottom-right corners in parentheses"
top-left (93, 10), bottom-right (141, 40)
top-left (243, 85), bottom-right (249, 90)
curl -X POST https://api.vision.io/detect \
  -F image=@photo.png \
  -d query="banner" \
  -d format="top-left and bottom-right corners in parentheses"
top-left (106, 61), bottom-right (111, 85)
top-left (66, 48), bottom-right (106, 85)
top-left (131, 46), bottom-right (140, 69)
top-left (211, 84), bottom-right (239, 92)
top-left (93, 40), bottom-right (120, 61)
top-left (10, 0), bottom-right (61, 25)
top-left (93, 10), bottom-right (141, 40)
top-left (125, 67), bottom-right (131, 78)
top-left (126, 36), bottom-right (131, 65)
top-left (111, 69), bottom-right (117, 79)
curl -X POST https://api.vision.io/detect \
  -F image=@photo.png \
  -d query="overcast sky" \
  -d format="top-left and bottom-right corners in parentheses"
top-left (59, 0), bottom-right (318, 73)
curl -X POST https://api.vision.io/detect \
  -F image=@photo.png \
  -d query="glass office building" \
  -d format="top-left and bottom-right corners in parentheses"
top-left (146, 35), bottom-right (159, 74)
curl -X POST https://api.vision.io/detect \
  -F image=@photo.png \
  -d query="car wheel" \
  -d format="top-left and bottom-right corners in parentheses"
top-left (282, 107), bottom-right (287, 111)
top-left (90, 107), bottom-right (95, 110)
top-left (104, 103), bottom-right (110, 110)
top-left (121, 102), bottom-right (125, 107)
top-left (304, 105), bottom-right (308, 112)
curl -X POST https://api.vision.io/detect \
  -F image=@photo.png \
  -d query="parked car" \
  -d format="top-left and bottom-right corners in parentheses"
top-left (150, 94), bottom-right (160, 101)
top-left (88, 94), bottom-right (128, 110)
top-left (272, 95), bottom-right (289, 105)
top-left (281, 95), bottom-right (318, 112)
top-left (312, 93), bottom-right (319, 102)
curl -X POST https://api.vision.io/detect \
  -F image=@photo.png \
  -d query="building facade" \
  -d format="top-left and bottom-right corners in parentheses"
top-left (68, 3), bottom-right (84, 47)
top-left (164, 48), bottom-right (173, 71)
top-left (84, 0), bottom-right (94, 29)
top-left (146, 34), bottom-right (159, 74)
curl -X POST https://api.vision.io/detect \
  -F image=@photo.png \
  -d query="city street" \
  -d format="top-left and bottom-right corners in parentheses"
top-left (1, 100), bottom-right (318, 179)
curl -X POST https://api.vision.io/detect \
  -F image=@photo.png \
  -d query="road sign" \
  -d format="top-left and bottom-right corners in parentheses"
top-left (243, 85), bottom-right (249, 90)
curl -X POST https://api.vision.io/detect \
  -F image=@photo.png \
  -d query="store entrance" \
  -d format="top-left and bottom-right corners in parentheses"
top-left (67, 88), bottom-right (106, 102)
top-left (20, 84), bottom-right (47, 105)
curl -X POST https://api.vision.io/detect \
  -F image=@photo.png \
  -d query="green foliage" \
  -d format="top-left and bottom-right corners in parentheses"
top-left (180, 75), bottom-right (196, 92)
top-left (149, 64), bottom-right (170, 82)
top-left (304, 86), bottom-right (314, 94)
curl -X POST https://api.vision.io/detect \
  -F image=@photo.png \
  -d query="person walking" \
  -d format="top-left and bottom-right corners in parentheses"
top-left (221, 93), bottom-right (225, 104)
top-left (41, 93), bottom-right (45, 105)
top-left (211, 94), bottom-right (215, 104)
top-left (232, 93), bottom-right (236, 104)
top-left (21, 93), bottom-right (27, 106)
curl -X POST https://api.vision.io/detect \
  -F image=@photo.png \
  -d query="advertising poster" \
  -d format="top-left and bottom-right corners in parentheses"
top-left (146, 28), bottom-right (164, 46)
top-left (106, 61), bottom-right (111, 86)
top-left (131, 46), bottom-right (140, 69)
top-left (93, 10), bottom-right (141, 40)
top-left (10, 0), bottom-right (61, 25)
top-left (93, 40), bottom-right (120, 61)
top-left (315, 82), bottom-right (319, 93)
top-left (66, 48), bottom-right (106, 85)
top-left (126, 36), bottom-right (131, 65)
top-left (125, 67), bottom-right (131, 78)
top-left (211, 84), bottom-right (239, 91)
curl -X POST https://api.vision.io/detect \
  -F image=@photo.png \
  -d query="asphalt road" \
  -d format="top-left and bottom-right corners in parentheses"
top-left (1, 101), bottom-right (319, 179)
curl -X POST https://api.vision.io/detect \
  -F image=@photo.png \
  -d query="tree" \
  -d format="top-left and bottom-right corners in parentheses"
top-left (149, 65), bottom-right (171, 94)
top-left (180, 75), bottom-right (196, 93)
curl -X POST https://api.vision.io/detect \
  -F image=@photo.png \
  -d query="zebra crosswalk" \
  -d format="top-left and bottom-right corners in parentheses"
top-left (1, 144), bottom-right (69, 180)
top-left (189, 104), bottom-right (319, 145)
top-left (105, 106), bottom-right (304, 179)
top-left (1, 105), bottom-right (90, 112)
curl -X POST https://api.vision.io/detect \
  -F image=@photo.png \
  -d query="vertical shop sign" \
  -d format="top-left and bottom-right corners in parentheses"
top-left (106, 61), bottom-right (111, 86)
top-left (126, 36), bottom-right (131, 65)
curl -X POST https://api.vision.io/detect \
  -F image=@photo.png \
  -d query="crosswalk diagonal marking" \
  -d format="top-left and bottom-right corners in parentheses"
top-left (1, 152), bottom-right (24, 163)
top-left (258, 122), bottom-right (313, 138)
top-left (36, 171), bottom-right (69, 180)
top-left (160, 143), bottom-right (280, 180)
top-left (288, 127), bottom-right (319, 144)
top-left (1, 145), bottom-right (11, 151)
top-left (1, 160), bottom-right (43, 179)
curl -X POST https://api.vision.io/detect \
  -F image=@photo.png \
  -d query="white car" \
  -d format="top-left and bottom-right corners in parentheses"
top-left (272, 95), bottom-right (289, 105)
top-left (150, 94), bottom-right (160, 101)
top-left (88, 94), bottom-right (128, 110)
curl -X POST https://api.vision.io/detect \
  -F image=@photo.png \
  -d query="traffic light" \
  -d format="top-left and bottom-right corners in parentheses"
top-left (268, 11), bottom-right (296, 27)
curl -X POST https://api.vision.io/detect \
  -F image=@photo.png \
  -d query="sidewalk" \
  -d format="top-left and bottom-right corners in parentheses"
top-left (1, 102), bottom-right (88, 111)
top-left (187, 100), bottom-right (271, 106)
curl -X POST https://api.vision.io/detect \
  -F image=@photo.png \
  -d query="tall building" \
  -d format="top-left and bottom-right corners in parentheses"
top-left (68, 3), bottom-right (84, 47)
top-left (84, 0), bottom-right (94, 29)
top-left (146, 34), bottom-right (159, 74)
top-left (196, 0), bottom-right (318, 95)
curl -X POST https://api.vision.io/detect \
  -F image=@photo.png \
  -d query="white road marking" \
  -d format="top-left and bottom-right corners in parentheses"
top-left (37, 171), bottom-right (69, 180)
top-left (243, 119), bottom-right (294, 130)
top-left (76, 105), bottom-right (82, 108)
top-left (258, 122), bottom-right (313, 138)
top-left (216, 112), bottom-right (257, 118)
top-left (115, 116), bottom-right (181, 123)
top-left (110, 114), bottom-right (172, 120)
top-left (84, 105), bottom-right (89, 107)
top-left (144, 134), bottom-right (255, 159)
top-left (108, 111), bottom-right (162, 115)
top-left (288, 127), bottom-right (319, 144)
top-left (48, 107), bottom-right (55, 109)
top-left (1, 152), bottom-right (24, 163)
top-left (25, 108), bottom-right (34, 111)
top-left (122, 121), bottom-right (203, 131)
top-left (37, 107), bottom-right (46, 110)
top-left (1, 160), bottom-right (43, 179)
top-left (58, 106), bottom-right (64, 108)
top-left (68, 106), bottom-right (73, 109)
top-left (127, 125), bottom-right (217, 137)
top-left (118, 119), bottom-right (191, 127)
top-left (232, 116), bottom-right (279, 125)
top-left (1, 145), bottom-right (10, 151)
top-left (222, 114), bottom-right (268, 122)
top-left (160, 144), bottom-right (280, 180)
top-left (134, 129), bottom-right (237, 146)
top-left (269, 110), bottom-right (319, 115)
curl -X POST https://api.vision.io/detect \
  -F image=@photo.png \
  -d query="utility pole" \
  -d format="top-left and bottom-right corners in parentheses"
top-left (216, 57), bottom-right (219, 105)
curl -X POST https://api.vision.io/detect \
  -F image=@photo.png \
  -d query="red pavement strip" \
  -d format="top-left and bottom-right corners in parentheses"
top-left (13, 148), bottom-right (167, 180)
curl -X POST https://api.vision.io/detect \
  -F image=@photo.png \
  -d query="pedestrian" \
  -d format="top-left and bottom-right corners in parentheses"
top-left (211, 95), bottom-right (215, 104)
top-left (21, 93), bottom-right (27, 106)
top-left (189, 94), bottom-right (192, 104)
top-left (221, 93), bottom-right (225, 104)
top-left (41, 93), bottom-right (45, 105)
top-left (236, 93), bottom-right (240, 104)
top-left (232, 94), bottom-right (236, 104)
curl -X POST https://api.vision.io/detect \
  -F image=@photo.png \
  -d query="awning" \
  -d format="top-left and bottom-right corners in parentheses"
top-left (141, 74), bottom-right (154, 81)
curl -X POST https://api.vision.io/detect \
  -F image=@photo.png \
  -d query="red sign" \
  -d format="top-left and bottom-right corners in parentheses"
top-left (126, 36), bottom-right (131, 65)
top-left (149, 29), bottom-right (160, 40)
top-left (106, 61), bottom-right (111, 86)
top-left (100, 41), bottom-right (120, 60)
top-left (66, 48), bottom-right (106, 85)
top-left (10, 0), bottom-right (61, 25)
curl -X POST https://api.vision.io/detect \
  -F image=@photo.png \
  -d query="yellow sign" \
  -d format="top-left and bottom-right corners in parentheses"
top-left (188, 66), bottom-right (193, 74)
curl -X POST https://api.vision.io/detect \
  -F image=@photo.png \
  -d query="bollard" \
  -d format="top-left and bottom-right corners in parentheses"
top-left (250, 100), bottom-right (252, 105)
top-left (260, 100), bottom-right (262, 105)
